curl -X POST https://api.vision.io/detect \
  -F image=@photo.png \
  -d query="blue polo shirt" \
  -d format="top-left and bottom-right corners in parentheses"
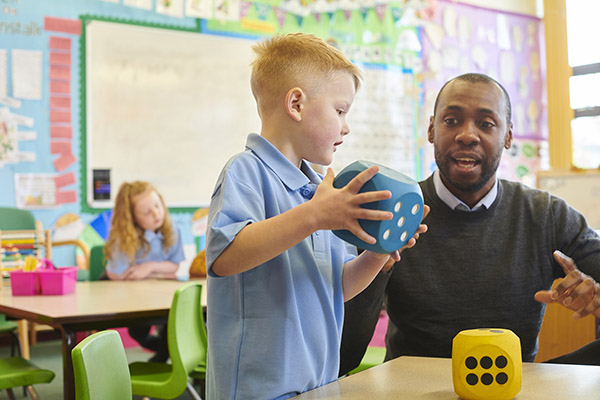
top-left (206, 133), bottom-right (356, 400)
top-left (106, 227), bottom-right (185, 274)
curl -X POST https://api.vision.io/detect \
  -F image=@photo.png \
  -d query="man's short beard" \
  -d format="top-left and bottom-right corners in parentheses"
top-left (434, 147), bottom-right (503, 193)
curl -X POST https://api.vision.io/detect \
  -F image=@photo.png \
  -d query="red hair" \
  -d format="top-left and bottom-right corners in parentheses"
top-left (104, 181), bottom-right (174, 263)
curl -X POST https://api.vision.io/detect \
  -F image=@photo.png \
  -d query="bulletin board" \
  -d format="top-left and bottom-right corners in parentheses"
top-left (537, 170), bottom-right (600, 230)
top-left (83, 18), bottom-right (261, 209)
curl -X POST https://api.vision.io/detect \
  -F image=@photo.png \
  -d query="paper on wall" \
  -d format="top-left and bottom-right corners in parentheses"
top-left (17, 130), bottom-right (36, 140)
top-left (0, 49), bottom-right (6, 98)
top-left (15, 173), bottom-right (57, 209)
top-left (185, 0), bottom-right (212, 18)
top-left (496, 14), bottom-right (511, 51)
top-left (0, 110), bottom-right (17, 166)
top-left (0, 96), bottom-right (21, 108)
top-left (12, 49), bottom-right (42, 100)
top-left (156, 0), bottom-right (184, 18)
top-left (442, 6), bottom-right (457, 38)
top-left (214, 0), bottom-right (240, 21)
top-left (124, 0), bottom-right (153, 10)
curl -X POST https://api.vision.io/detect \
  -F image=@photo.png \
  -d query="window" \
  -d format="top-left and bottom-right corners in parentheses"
top-left (566, 1), bottom-right (600, 169)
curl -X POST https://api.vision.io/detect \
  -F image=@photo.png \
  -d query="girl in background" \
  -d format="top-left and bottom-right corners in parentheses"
top-left (105, 181), bottom-right (185, 362)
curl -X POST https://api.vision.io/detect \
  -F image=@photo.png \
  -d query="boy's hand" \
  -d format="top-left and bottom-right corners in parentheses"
top-left (381, 204), bottom-right (429, 272)
top-left (310, 166), bottom-right (394, 244)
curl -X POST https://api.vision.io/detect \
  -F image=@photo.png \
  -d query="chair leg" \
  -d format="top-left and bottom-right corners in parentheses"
top-left (10, 331), bottom-right (22, 357)
top-left (6, 388), bottom-right (16, 400)
top-left (186, 382), bottom-right (203, 400)
top-left (25, 386), bottom-right (39, 400)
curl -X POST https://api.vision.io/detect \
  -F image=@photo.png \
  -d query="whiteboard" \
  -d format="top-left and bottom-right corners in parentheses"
top-left (537, 170), bottom-right (600, 230)
top-left (85, 20), bottom-right (260, 208)
top-left (84, 20), bottom-right (421, 210)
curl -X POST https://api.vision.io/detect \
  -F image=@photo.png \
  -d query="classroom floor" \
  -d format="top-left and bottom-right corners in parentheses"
top-left (0, 331), bottom-right (201, 399)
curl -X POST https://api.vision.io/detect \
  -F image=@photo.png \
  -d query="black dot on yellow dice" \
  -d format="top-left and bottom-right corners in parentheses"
top-left (481, 373), bottom-right (494, 385)
top-left (465, 356), bottom-right (477, 369)
top-left (466, 373), bottom-right (478, 385)
top-left (495, 355), bottom-right (507, 368)
top-left (496, 372), bottom-right (509, 385)
top-left (480, 356), bottom-right (492, 369)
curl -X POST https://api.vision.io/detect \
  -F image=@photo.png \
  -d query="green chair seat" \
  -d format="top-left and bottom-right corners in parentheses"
top-left (0, 318), bottom-right (18, 334)
top-left (189, 363), bottom-right (206, 379)
top-left (0, 357), bottom-right (55, 390)
top-left (348, 346), bottom-right (386, 375)
top-left (129, 361), bottom-right (173, 384)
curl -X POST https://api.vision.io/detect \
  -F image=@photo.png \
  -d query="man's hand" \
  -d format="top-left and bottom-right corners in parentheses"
top-left (534, 250), bottom-right (600, 319)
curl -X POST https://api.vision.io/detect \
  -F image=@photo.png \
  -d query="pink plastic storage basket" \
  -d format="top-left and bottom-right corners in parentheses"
top-left (9, 270), bottom-right (41, 296)
top-left (38, 267), bottom-right (78, 295)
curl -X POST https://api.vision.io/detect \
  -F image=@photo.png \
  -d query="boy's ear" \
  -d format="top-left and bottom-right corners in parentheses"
top-left (285, 87), bottom-right (304, 122)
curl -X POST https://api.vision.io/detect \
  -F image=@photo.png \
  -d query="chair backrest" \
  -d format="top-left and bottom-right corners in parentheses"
top-left (88, 245), bottom-right (106, 281)
top-left (72, 330), bottom-right (132, 400)
top-left (167, 282), bottom-right (208, 390)
top-left (0, 207), bottom-right (36, 230)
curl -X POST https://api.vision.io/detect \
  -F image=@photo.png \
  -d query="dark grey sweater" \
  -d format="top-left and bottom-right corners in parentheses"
top-left (340, 174), bottom-right (600, 373)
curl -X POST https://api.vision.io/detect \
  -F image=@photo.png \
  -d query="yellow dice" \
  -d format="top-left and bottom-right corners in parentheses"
top-left (452, 328), bottom-right (522, 400)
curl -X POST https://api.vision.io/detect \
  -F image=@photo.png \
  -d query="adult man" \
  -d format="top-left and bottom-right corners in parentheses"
top-left (340, 73), bottom-right (600, 375)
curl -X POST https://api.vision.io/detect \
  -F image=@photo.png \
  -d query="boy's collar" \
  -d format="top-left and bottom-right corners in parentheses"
top-left (246, 133), bottom-right (321, 191)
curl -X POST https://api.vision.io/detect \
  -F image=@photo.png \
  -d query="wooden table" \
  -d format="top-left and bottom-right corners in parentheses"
top-left (0, 279), bottom-right (205, 400)
top-left (294, 356), bottom-right (600, 399)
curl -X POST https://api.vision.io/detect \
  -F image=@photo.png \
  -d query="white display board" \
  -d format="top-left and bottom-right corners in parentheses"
top-left (85, 20), bottom-right (260, 208)
top-left (537, 170), bottom-right (600, 230)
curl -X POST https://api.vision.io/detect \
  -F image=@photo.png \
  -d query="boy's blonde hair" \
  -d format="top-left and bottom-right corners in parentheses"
top-left (250, 33), bottom-right (362, 116)
top-left (105, 181), bottom-right (174, 263)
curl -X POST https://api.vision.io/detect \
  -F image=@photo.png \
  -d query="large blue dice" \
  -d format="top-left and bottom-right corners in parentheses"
top-left (332, 160), bottom-right (424, 254)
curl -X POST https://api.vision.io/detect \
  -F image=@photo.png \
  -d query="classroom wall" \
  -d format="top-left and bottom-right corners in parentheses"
top-left (0, 0), bottom-right (546, 266)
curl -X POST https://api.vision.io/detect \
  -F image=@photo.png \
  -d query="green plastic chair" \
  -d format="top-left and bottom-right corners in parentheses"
top-left (77, 244), bottom-right (106, 282)
top-left (129, 282), bottom-right (207, 400)
top-left (88, 245), bottom-right (107, 281)
top-left (188, 363), bottom-right (206, 399)
top-left (0, 314), bottom-right (21, 357)
top-left (348, 346), bottom-right (386, 375)
top-left (0, 356), bottom-right (55, 398)
top-left (72, 330), bottom-right (132, 400)
top-left (0, 207), bottom-right (36, 230)
top-left (0, 207), bottom-right (36, 360)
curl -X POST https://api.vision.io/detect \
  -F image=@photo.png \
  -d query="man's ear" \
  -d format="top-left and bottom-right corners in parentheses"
top-left (285, 87), bottom-right (304, 122)
top-left (427, 115), bottom-right (435, 144)
top-left (504, 121), bottom-right (514, 149)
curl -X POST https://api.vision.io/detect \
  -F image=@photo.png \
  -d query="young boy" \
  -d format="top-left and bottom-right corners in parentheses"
top-left (205, 33), bottom-right (427, 399)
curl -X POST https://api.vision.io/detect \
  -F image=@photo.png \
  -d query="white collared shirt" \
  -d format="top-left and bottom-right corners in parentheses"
top-left (433, 169), bottom-right (498, 211)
